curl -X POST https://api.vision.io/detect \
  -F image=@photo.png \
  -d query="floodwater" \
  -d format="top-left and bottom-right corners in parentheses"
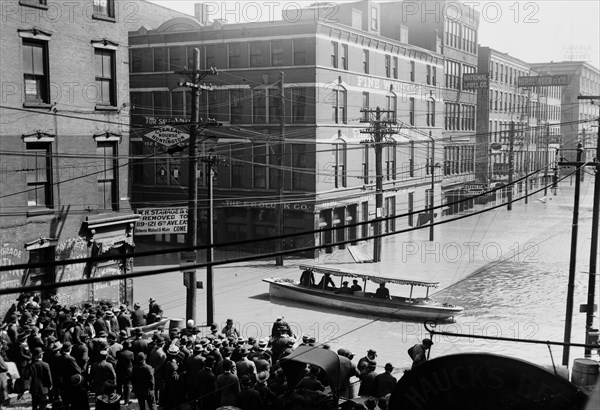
top-left (134, 177), bottom-right (600, 372)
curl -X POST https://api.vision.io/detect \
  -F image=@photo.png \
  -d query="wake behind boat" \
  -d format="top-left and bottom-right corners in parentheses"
top-left (263, 264), bottom-right (463, 321)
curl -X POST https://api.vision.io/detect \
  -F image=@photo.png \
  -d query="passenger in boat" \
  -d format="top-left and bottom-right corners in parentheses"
top-left (374, 283), bottom-right (391, 300)
top-left (299, 269), bottom-right (315, 287)
top-left (350, 279), bottom-right (362, 293)
top-left (335, 281), bottom-right (353, 295)
top-left (316, 274), bottom-right (336, 291)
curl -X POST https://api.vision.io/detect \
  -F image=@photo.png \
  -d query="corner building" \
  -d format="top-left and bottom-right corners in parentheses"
top-left (0, 0), bottom-right (189, 311)
top-left (129, 0), bottom-right (446, 260)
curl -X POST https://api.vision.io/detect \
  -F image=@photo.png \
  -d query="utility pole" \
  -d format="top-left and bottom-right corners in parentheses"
top-left (544, 123), bottom-right (550, 196)
top-left (276, 72), bottom-right (285, 266)
top-left (360, 107), bottom-right (397, 262)
top-left (507, 121), bottom-right (515, 211)
top-left (177, 49), bottom-right (218, 324)
top-left (578, 96), bottom-right (600, 357)
top-left (561, 142), bottom-right (584, 366)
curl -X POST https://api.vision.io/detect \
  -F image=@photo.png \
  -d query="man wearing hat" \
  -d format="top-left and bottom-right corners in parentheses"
top-left (358, 348), bottom-right (378, 373)
top-left (131, 328), bottom-right (149, 358)
top-left (161, 344), bottom-right (183, 408)
top-left (104, 310), bottom-right (120, 335)
top-left (197, 355), bottom-right (217, 409)
top-left (132, 352), bottom-right (155, 410)
top-left (147, 336), bottom-right (166, 403)
top-left (117, 305), bottom-right (132, 336)
top-left (376, 363), bottom-right (397, 397)
top-left (409, 338), bottom-right (434, 369)
top-left (184, 343), bottom-right (205, 395)
top-left (235, 346), bottom-right (256, 378)
top-left (221, 318), bottom-right (240, 339)
top-left (236, 374), bottom-right (263, 408)
top-left (335, 281), bottom-right (353, 295)
top-left (106, 332), bottom-right (123, 361)
top-left (28, 347), bottom-right (52, 410)
top-left (358, 358), bottom-right (378, 396)
top-left (55, 341), bottom-right (83, 406)
top-left (131, 303), bottom-right (146, 328)
top-left (350, 279), bottom-right (362, 293)
top-left (90, 349), bottom-right (116, 395)
top-left (216, 359), bottom-right (240, 407)
top-left (147, 298), bottom-right (162, 325)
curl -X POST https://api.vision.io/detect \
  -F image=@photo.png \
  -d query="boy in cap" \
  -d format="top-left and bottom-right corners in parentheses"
top-left (132, 352), bottom-right (155, 410)
top-left (221, 318), bottom-right (240, 338)
top-left (28, 347), bottom-right (52, 410)
top-left (131, 302), bottom-right (146, 327)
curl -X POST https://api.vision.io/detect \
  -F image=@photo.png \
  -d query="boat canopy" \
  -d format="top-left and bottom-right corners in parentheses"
top-left (299, 264), bottom-right (439, 289)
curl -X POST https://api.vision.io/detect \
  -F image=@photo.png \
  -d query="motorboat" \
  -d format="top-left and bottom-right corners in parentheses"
top-left (262, 264), bottom-right (463, 321)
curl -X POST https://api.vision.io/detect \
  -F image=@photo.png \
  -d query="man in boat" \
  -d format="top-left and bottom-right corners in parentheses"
top-left (350, 279), bottom-right (362, 293)
top-left (374, 283), bottom-right (391, 299)
top-left (299, 268), bottom-right (315, 287)
top-left (335, 281), bottom-right (353, 295)
top-left (409, 338), bottom-right (434, 369)
top-left (316, 273), bottom-right (336, 291)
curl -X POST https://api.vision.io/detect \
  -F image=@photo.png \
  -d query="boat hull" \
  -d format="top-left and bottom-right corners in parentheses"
top-left (263, 278), bottom-right (462, 321)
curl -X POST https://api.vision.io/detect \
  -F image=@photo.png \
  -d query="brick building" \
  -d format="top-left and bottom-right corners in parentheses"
top-left (0, 0), bottom-right (189, 311)
top-left (476, 47), bottom-right (562, 198)
top-left (129, 0), bottom-right (446, 261)
top-left (529, 61), bottom-right (600, 160)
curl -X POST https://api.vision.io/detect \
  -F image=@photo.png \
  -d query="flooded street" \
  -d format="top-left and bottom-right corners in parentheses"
top-left (134, 178), bottom-right (600, 371)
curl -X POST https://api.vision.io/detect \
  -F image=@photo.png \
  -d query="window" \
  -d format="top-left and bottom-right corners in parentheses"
top-left (205, 45), bottom-right (216, 68)
top-left (271, 41), bottom-right (284, 66)
top-left (334, 140), bottom-right (346, 188)
top-left (269, 88), bottom-right (282, 124)
top-left (93, 0), bottom-right (114, 18)
top-left (229, 43), bottom-right (242, 68)
top-left (432, 66), bottom-right (437, 86)
top-left (385, 144), bottom-right (396, 180)
top-left (445, 60), bottom-right (460, 89)
top-left (409, 97), bottom-right (415, 126)
top-left (152, 91), bottom-right (170, 117)
top-left (385, 55), bottom-right (391, 78)
top-left (500, 64), bottom-right (504, 84)
top-left (363, 49), bottom-right (369, 74)
top-left (253, 143), bottom-right (269, 189)
top-left (97, 142), bottom-right (118, 210)
top-left (293, 39), bottom-right (306, 65)
top-left (371, 6), bottom-right (378, 30)
top-left (410, 61), bottom-right (415, 82)
top-left (291, 88), bottom-right (307, 123)
top-left (250, 42), bottom-right (267, 67)
top-left (22, 40), bottom-right (49, 104)
top-left (153, 48), bottom-right (168, 72)
top-left (393, 57), bottom-right (398, 79)
top-left (331, 41), bottom-right (338, 68)
top-left (427, 100), bottom-right (435, 127)
top-left (130, 48), bottom-right (151, 72)
top-left (95, 49), bottom-right (115, 106)
top-left (291, 144), bottom-right (309, 191)
top-left (26, 142), bottom-right (53, 209)
top-left (409, 141), bottom-right (415, 177)
top-left (341, 44), bottom-right (348, 70)
top-left (362, 92), bottom-right (369, 111)
top-left (252, 90), bottom-right (266, 123)
top-left (168, 46), bottom-right (185, 71)
top-left (445, 103), bottom-right (459, 131)
top-left (386, 94), bottom-right (397, 121)
top-left (331, 88), bottom-right (347, 124)
top-left (171, 91), bottom-right (186, 117)
top-left (407, 193), bottom-right (414, 226)
top-left (426, 65), bottom-right (431, 84)
top-left (230, 90), bottom-right (244, 123)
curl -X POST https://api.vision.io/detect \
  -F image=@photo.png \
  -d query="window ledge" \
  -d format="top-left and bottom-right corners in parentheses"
top-left (95, 105), bottom-right (119, 112)
top-left (27, 208), bottom-right (55, 218)
top-left (92, 14), bottom-right (116, 23)
top-left (23, 102), bottom-right (52, 109)
top-left (19, 1), bottom-right (48, 10)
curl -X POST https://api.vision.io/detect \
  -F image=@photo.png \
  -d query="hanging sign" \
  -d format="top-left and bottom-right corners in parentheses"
top-left (144, 126), bottom-right (189, 147)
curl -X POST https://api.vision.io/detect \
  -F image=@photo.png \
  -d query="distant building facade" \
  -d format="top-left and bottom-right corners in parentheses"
top-left (129, 0), bottom-right (446, 260)
top-left (0, 0), bottom-right (189, 311)
top-left (476, 47), bottom-right (561, 197)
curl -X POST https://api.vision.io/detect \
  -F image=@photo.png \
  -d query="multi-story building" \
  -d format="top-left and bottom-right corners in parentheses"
top-left (0, 0), bottom-right (189, 311)
top-left (384, 0), bottom-right (479, 214)
top-left (529, 61), bottom-right (600, 160)
top-left (129, 0), bottom-right (445, 260)
top-left (476, 47), bottom-right (561, 196)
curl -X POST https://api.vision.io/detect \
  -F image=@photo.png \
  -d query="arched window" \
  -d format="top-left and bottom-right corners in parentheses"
top-left (333, 137), bottom-right (347, 188)
top-left (331, 86), bottom-right (347, 124)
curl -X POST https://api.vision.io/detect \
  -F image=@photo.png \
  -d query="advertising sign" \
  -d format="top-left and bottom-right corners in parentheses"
top-left (517, 74), bottom-right (569, 87)
top-left (135, 207), bottom-right (188, 235)
top-left (462, 73), bottom-right (489, 90)
top-left (144, 126), bottom-right (190, 147)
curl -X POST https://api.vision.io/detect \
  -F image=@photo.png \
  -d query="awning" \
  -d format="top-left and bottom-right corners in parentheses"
top-left (84, 213), bottom-right (140, 254)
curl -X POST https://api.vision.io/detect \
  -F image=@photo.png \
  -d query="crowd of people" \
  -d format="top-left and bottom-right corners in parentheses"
top-left (0, 293), bottom-right (433, 410)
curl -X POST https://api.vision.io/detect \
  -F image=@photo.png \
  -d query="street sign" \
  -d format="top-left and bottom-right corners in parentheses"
top-left (462, 73), bottom-right (489, 90)
top-left (144, 126), bottom-right (190, 147)
top-left (517, 74), bottom-right (569, 87)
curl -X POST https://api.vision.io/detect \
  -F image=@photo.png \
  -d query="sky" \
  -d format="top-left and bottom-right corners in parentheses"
top-left (150, 0), bottom-right (600, 70)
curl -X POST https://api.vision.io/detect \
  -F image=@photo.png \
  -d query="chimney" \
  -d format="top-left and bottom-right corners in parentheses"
top-left (194, 3), bottom-right (214, 25)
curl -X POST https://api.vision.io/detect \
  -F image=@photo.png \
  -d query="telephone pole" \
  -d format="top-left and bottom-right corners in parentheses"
top-left (507, 121), bottom-right (515, 211)
top-left (544, 123), bottom-right (550, 196)
top-left (276, 72), bottom-right (285, 266)
top-left (561, 143), bottom-right (584, 366)
top-left (177, 48), bottom-right (218, 324)
top-left (360, 107), bottom-right (397, 262)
